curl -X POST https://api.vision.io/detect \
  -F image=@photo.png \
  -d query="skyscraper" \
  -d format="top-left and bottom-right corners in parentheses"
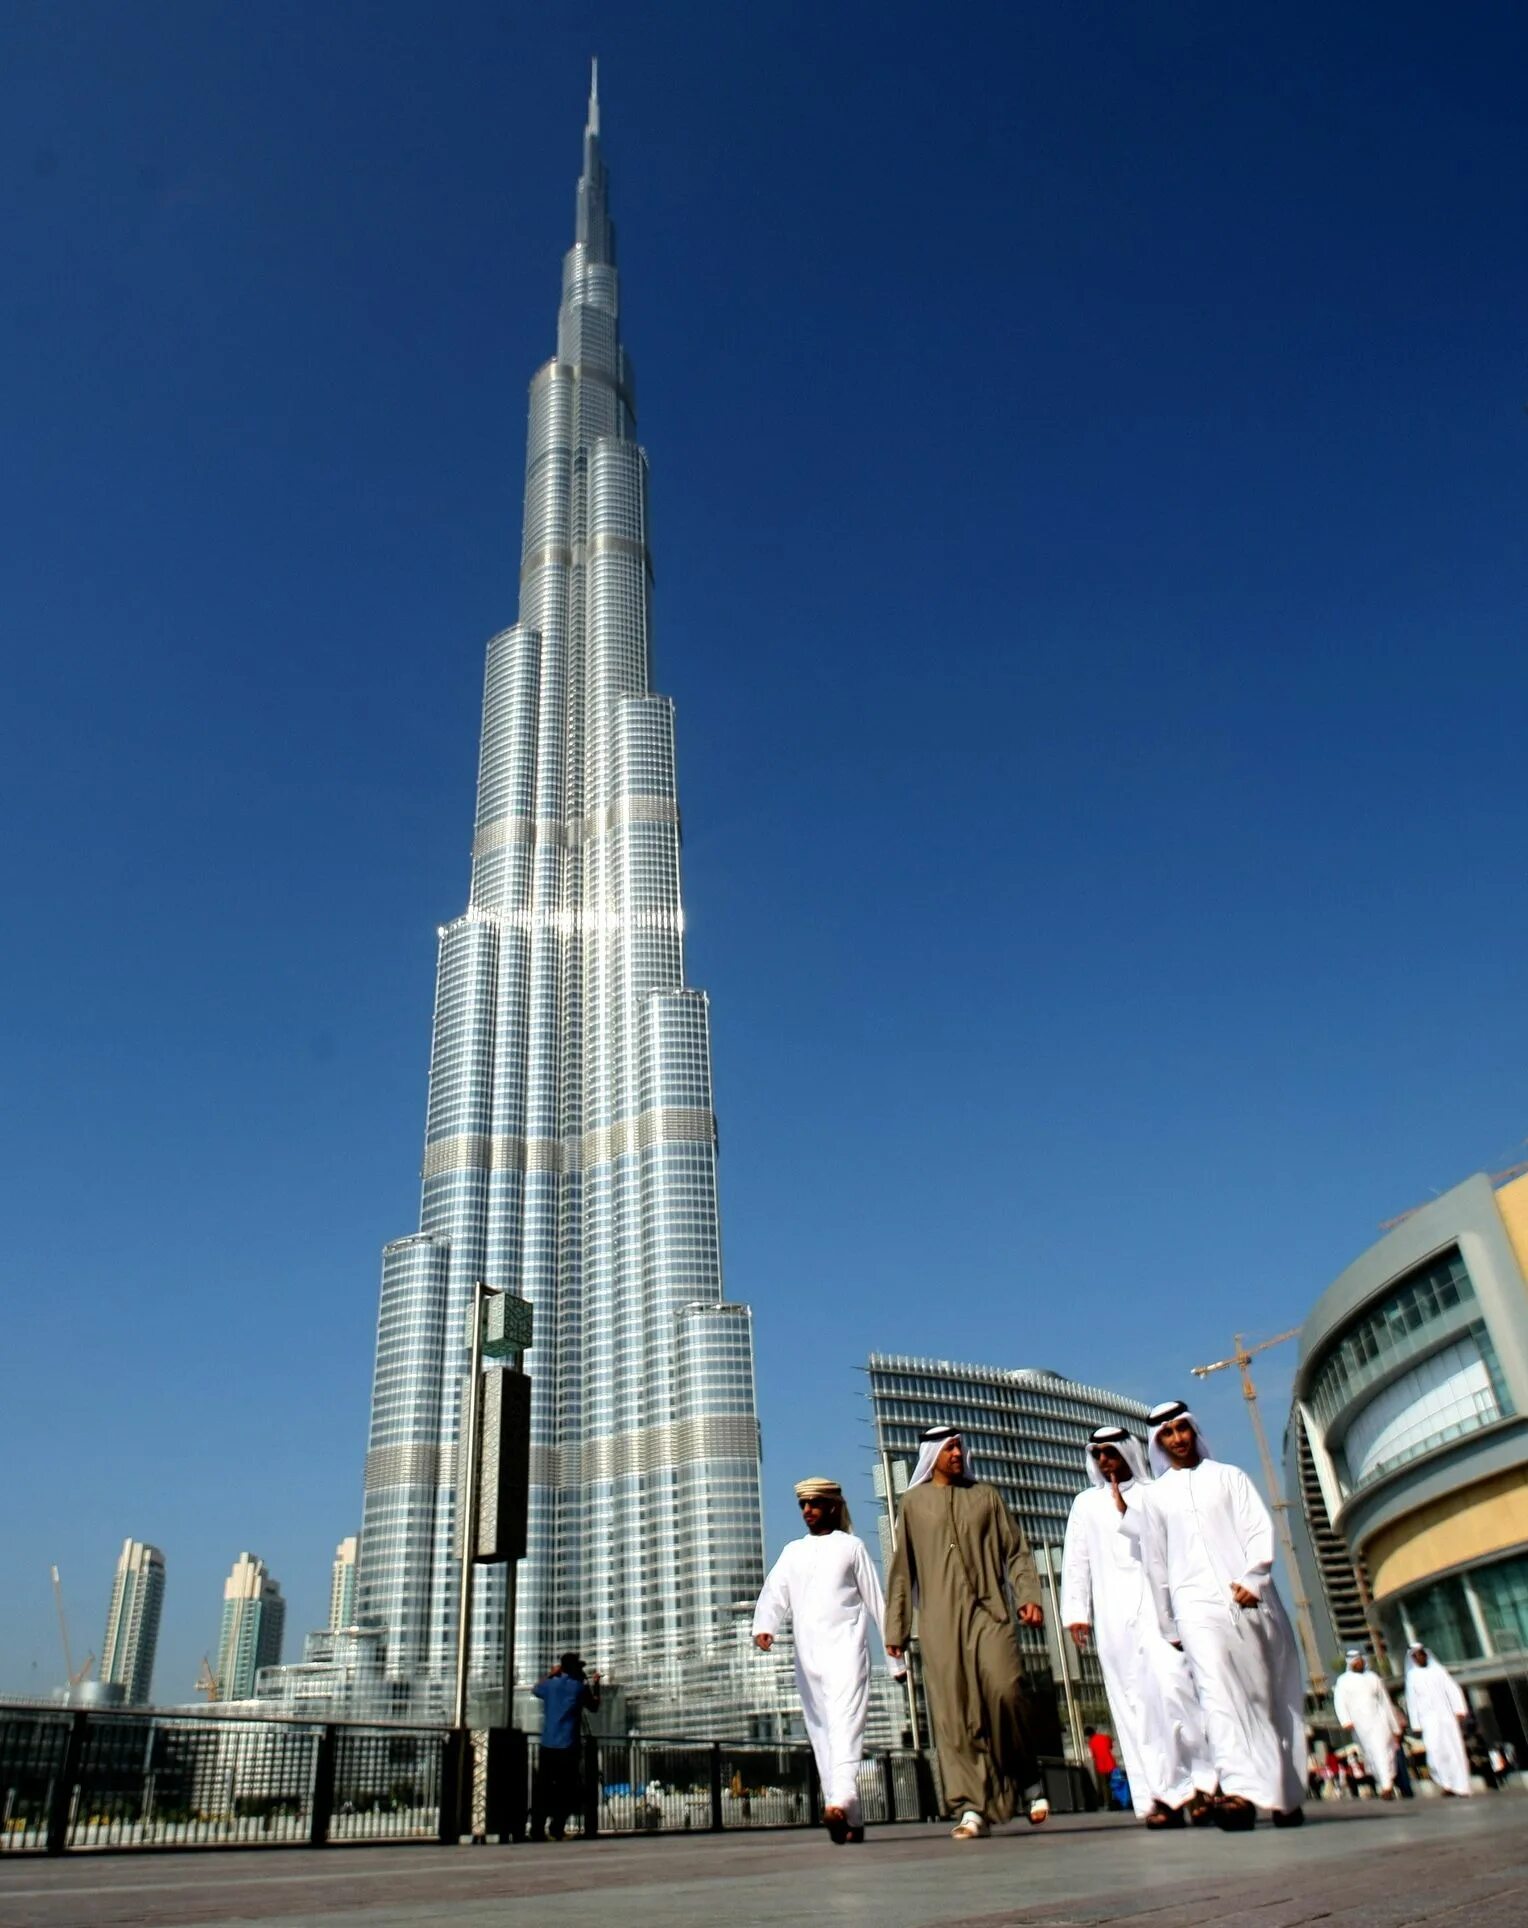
top-left (329, 1535), bottom-right (359, 1631)
top-left (357, 68), bottom-right (765, 1717)
top-left (100, 1538), bottom-right (165, 1706)
top-left (215, 1552), bottom-right (286, 1701)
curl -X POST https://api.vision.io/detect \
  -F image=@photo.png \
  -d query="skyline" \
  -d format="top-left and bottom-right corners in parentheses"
top-left (4, 1), bottom-right (1528, 1705)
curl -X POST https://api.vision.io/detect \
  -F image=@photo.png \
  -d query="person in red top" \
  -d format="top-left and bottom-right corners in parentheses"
top-left (1086, 1726), bottom-right (1123, 1808)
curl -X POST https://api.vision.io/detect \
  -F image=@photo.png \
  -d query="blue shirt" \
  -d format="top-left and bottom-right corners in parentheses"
top-left (533, 1673), bottom-right (590, 1749)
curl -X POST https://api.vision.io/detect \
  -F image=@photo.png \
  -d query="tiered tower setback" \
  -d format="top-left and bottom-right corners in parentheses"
top-left (357, 69), bottom-right (765, 1713)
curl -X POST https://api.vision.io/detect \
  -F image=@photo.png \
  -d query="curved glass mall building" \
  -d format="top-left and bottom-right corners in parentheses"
top-left (354, 72), bottom-right (765, 1717)
top-left (1286, 1169), bottom-right (1528, 1745)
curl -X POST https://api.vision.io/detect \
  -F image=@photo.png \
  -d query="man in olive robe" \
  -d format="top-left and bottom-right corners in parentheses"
top-left (885, 1425), bottom-right (1047, 1838)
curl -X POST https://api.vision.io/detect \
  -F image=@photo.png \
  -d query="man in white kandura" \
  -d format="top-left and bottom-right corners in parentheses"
top-left (1404, 1645), bottom-right (1472, 1797)
top-left (753, 1476), bottom-right (904, 1844)
top-left (1062, 1424), bottom-right (1217, 1829)
top-left (1120, 1400), bottom-right (1306, 1830)
top-left (1333, 1650), bottom-right (1403, 1798)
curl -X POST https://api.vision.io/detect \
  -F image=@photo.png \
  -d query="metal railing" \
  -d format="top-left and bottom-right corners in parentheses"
top-left (0, 1701), bottom-right (952, 1855)
top-left (531, 1735), bottom-right (935, 1837)
top-left (1, 1706), bottom-right (447, 1854)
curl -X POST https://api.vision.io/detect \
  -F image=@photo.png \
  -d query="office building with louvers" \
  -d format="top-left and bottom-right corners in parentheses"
top-left (866, 1354), bottom-right (1152, 1733)
top-left (355, 69), bottom-right (765, 1719)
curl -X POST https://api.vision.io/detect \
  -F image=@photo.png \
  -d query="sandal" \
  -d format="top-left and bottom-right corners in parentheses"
top-left (951, 1808), bottom-right (990, 1839)
top-left (1187, 1792), bottom-right (1217, 1827)
top-left (1143, 1800), bottom-right (1186, 1829)
top-left (1214, 1794), bottom-right (1256, 1832)
top-left (1027, 1798), bottom-right (1050, 1825)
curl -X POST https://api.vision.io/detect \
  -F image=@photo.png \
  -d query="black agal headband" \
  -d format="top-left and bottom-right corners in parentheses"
top-left (1146, 1400), bottom-right (1191, 1428)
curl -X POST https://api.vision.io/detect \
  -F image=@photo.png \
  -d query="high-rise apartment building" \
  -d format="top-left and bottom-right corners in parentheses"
top-left (866, 1355), bottom-right (1153, 1735)
top-left (329, 1535), bottom-right (359, 1631)
top-left (215, 1552), bottom-right (286, 1701)
top-left (356, 69), bottom-right (765, 1718)
top-left (100, 1538), bottom-right (165, 1706)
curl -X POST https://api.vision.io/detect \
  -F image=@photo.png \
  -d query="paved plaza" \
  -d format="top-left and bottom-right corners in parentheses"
top-left (2, 1795), bottom-right (1525, 1928)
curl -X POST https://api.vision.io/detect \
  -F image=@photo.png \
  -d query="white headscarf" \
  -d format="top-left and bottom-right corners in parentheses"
top-left (1084, 1424), bottom-right (1150, 1488)
top-left (1145, 1399), bottom-right (1214, 1477)
top-left (1404, 1644), bottom-right (1436, 1676)
top-left (908, 1425), bottom-right (974, 1488)
top-left (1345, 1648), bottom-right (1366, 1670)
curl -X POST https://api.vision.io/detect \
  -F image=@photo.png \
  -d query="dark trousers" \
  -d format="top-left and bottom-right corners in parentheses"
top-left (531, 1743), bottom-right (582, 1840)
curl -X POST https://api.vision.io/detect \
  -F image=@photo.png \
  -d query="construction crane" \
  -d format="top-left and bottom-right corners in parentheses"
top-left (194, 1654), bottom-right (220, 1701)
top-left (50, 1565), bottom-right (95, 1689)
top-left (1190, 1330), bottom-right (1330, 1700)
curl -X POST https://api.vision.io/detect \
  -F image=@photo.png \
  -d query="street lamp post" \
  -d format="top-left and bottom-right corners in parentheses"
top-left (1038, 1544), bottom-right (1085, 1762)
top-left (452, 1280), bottom-right (494, 1733)
top-left (877, 1443), bottom-right (922, 1750)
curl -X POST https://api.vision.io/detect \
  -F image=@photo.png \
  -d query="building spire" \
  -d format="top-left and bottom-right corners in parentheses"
top-left (576, 58), bottom-right (614, 266)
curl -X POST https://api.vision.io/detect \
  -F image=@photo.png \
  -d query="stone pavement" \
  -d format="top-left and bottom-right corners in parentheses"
top-left (1, 1795), bottom-right (1524, 1928)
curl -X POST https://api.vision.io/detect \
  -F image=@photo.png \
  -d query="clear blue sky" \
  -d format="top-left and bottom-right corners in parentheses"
top-left (3, 1), bottom-right (1525, 1702)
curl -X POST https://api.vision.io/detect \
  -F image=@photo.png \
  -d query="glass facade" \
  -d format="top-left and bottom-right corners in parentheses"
top-left (356, 75), bottom-right (764, 1715)
top-left (1307, 1247), bottom-right (1474, 1432)
top-left (1340, 1328), bottom-right (1508, 1489)
top-left (1304, 1245), bottom-right (1514, 1499)
top-left (1379, 1553), bottom-right (1528, 1671)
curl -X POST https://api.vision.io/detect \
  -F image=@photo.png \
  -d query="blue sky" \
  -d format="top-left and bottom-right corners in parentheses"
top-left (2, 1), bottom-right (1525, 1702)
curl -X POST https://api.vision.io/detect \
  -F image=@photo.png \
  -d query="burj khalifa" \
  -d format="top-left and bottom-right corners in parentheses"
top-left (355, 67), bottom-right (767, 1718)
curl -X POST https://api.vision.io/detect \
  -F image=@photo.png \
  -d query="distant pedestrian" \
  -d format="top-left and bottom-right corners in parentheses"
top-left (1334, 1652), bottom-right (1403, 1798)
top-left (1404, 1647), bottom-right (1471, 1797)
top-left (1119, 1403), bottom-right (1306, 1830)
top-left (529, 1652), bottom-right (601, 1841)
top-left (753, 1476), bottom-right (902, 1845)
top-left (885, 1426), bottom-right (1050, 1839)
top-left (1084, 1726), bottom-right (1118, 1806)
